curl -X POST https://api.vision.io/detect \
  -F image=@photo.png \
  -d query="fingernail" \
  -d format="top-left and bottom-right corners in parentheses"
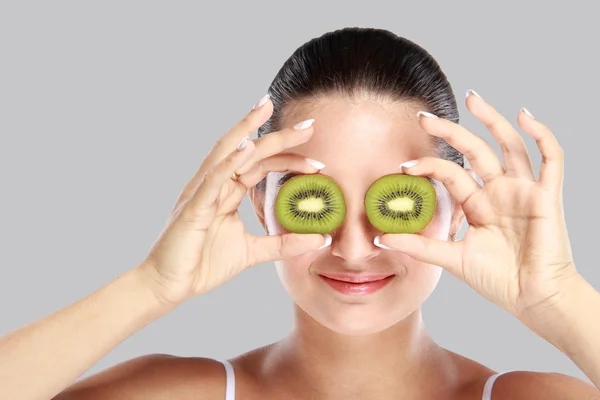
top-left (318, 234), bottom-right (332, 250)
top-left (294, 118), bottom-right (315, 130)
top-left (237, 136), bottom-right (249, 151)
top-left (466, 89), bottom-right (483, 100)
top-left (521, 107), bottom-right (535, 119)
top-left (416, 111), bottom-right (438, 119)
top-left (252, 94), bottom-right (270, 110)
top-left (305, 158), bottom-right (325, 169)
top-left (399, 160), bottom-right (418, 169)
top-left (374, 235), bottom-right (395, 250)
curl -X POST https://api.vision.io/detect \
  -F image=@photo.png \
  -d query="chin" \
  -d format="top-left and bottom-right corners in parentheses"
top-left (315, 310), bottom-right (407, 336)
top-left (297, 294), bottom-right (420, 336)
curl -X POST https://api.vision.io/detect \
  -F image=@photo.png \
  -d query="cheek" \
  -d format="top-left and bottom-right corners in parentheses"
top-left (275, 253), bottom-right (317, 301)
top-left (266, 195), bottom-right (313, 291)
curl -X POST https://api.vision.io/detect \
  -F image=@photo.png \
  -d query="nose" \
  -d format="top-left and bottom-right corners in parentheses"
top-left (329, 202), bottom-right (380, 268)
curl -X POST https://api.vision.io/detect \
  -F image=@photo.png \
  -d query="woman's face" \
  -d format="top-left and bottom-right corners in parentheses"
top-left (253, 97), bottom-right (462, 336)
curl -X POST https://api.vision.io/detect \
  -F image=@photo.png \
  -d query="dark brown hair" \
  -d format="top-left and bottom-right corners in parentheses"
top-left (256, 27), bottom-right (463, 192)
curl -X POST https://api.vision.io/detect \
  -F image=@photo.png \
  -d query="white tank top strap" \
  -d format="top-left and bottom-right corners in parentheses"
top-left (218, 360), bottom-right (508, 400)
top-left (482, 371), bottom-right (511, 400)
top-left (218, 359), bottom-right (236, 400)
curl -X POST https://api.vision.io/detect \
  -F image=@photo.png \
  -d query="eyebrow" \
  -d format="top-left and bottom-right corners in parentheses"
top-left (276, 171), bottom-right (300, 186)
top-left (276, 172), bottom-right (436, 187)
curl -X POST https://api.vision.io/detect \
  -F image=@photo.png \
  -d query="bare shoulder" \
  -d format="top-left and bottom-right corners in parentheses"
top-left (54, 353), bottom-right (228, 400)
top-left (443, 349), bottom-right (599, 399)
top-left (492, 370), bottom-right (600, 400)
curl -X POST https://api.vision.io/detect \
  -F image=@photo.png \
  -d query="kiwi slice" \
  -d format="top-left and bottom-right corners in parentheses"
top-left (275, 174), bottom-right (346, 234)
top-left (365, 174), bottom-right (436, 234)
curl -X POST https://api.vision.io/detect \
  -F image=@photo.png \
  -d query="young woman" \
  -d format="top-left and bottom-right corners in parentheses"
top-left (1, 27), bottom-right (599, 400)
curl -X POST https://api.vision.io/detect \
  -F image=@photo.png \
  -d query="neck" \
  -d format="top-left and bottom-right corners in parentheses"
top-left (266, 305), bottom-right (457, 399)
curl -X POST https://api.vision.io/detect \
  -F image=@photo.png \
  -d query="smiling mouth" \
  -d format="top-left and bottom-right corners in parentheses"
top-left (318, 273), bottom-right (395, 283)
top-left (318, 273), bottom-right (396, 295)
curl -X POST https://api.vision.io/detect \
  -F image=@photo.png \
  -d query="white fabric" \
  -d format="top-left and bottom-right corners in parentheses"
top-left (482, 371), bottom-right (509, 400)
top-left (218, 359), bottom-right (506, 400)
top-left (219, 359), bottom-right (235, 400)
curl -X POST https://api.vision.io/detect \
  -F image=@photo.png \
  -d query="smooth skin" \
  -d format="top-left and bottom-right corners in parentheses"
top-left (0, 92), bottom-right (599, 399)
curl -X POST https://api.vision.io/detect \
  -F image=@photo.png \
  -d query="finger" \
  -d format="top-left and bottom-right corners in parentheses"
top-left (517, 108), bottom-right (565, 192)
top-left (234, 118), bottom-right (316, 175)
top-left (206, 94), bottom-right (274, 167)
top-left (180, 139), bottom-right (256, 221)
top-left (399, 157), bottom-right (481, 205)
top-left (417, 111), bottom-right (504, 182)
top-left (466, 90), bottom-right (535, 180)
top-left (245, 232), bottom-right (331, 265)
top-left (220, 154), bottom-right (324, 213)
top-left (173, 94), bottom-right (273, 212)
top-left (239, 153), bottom-right (323, 188)
top-left (376, 233), bottom-right (464, 281)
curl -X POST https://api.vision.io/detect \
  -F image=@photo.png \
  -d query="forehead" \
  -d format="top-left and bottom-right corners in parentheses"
top-left (277, 96), bottom-right (435, 179)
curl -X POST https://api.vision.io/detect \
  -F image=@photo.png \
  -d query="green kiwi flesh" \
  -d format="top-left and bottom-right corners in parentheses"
top-left (275, 174), bottom-right (346, 234)
top-left (365, 174), bottom-right (436, 234)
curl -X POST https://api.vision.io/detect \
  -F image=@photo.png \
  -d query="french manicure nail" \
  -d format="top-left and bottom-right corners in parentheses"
top-left (305, 158), bottom-right (325, 169)
top-left (521, 107), bottom-right (535, 119)
top-left (417, 111), bottom-right (438, 119)
top-left (252, 94), bottom-right (270, 110)
top-left (399, 160), bottom-right (418, 169)
top-left (466, 89), bottom-right (483, 100)
top-left (318, 234), bottom-right (332, 250)
top-left (374, 235), bottom-right (395, 250)
top-left (294, 118), bottom-right (315, 130)
top-left (237, 136), bottom-right (249, 151)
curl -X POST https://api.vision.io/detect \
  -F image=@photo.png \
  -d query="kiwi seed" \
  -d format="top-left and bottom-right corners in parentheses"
top-left (364, 174), bottom-right (436, 234)
top-left (275, 174), bottom-right (346, 234)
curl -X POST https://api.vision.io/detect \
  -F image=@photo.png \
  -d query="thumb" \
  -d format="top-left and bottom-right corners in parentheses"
top-left (376, 233), bottom-right (463, 279)
top-left (246, 232), bottom-right (331, 265)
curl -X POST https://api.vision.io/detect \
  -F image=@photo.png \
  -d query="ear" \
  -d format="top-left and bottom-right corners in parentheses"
top-left (448, 168), bottom-right (478, 240)
top-left (248, 185), bottom-right (269, 235)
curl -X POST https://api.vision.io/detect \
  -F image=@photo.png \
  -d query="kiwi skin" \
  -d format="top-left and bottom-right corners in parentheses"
top-left (275, 174), bottom-right (346, 234)
top-left (364, 174), bottom-right (436, 234)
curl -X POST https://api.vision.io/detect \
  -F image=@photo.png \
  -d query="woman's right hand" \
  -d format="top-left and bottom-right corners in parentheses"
top-left (138, 95), bottom-right (329, 306)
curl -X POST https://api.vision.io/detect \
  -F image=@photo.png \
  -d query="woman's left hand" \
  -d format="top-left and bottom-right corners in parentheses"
top-left (377, 90), bottom-right (583, 325)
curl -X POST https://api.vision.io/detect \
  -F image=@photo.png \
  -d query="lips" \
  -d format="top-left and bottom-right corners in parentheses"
top-left (318, 273), bottom-right (394, 283)
top-left (318, 273), bottom-right (395, 295)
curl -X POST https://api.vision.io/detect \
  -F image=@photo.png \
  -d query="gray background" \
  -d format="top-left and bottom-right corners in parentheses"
top-left (1, 0), bottom-right (598, 383)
